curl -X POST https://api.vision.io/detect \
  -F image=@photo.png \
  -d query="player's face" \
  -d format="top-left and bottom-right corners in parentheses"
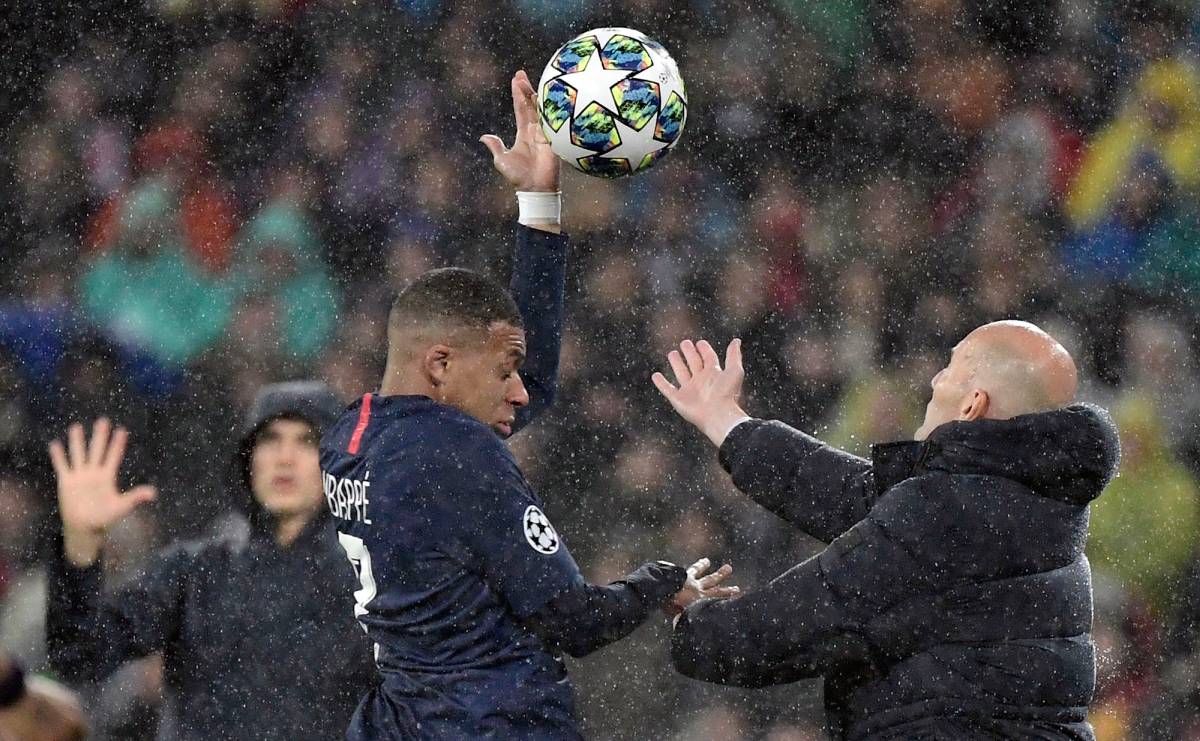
top-left (915, 339), bottom-right (976, 441)
top-left (250, 418), bottom-right (325, 520)
top-left (442, 322), bottom-right (529, 437)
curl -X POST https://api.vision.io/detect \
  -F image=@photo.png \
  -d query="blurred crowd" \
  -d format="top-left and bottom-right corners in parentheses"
top-left (3, 0), bottom-right (1200, 738)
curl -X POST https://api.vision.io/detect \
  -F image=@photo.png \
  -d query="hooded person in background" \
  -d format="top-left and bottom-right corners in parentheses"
top-left (654, 320), bottom-right (1121, 740)
top-left (45, 381), bottom-right (376, 740)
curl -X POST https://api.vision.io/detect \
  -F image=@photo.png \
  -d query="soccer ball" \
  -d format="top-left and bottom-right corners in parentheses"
top-left (537, 27), bottom-right (687, 178)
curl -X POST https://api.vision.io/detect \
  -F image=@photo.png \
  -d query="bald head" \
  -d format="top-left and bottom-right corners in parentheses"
top-left (914, 320), bottom-right (1078, 440)
top-left (962, 321), bottom-right (1078, 416)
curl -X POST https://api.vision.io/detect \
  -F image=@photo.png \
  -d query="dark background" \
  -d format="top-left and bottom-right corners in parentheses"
top-left (2, 0), bottom-right (1200, 737)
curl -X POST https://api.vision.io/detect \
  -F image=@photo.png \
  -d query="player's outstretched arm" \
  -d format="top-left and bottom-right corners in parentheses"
top-left (508, 225), bottom-right (566, 431)
top-left (446, 432), bottom-right (737, 659)
top-left (664, 558), bottom-right (740, 617)
top-left (482, 70), bottom-right (567, 431)
top-left (525, 559), bottom-right (738, 658)
top-left (670, 527), bottom-right (893, 687)
top-left (654, 339), bottom-right (877, 543)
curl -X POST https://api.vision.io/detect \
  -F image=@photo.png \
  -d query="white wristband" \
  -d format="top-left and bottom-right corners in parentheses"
top-left (517, 191), bottom-right (561, 226)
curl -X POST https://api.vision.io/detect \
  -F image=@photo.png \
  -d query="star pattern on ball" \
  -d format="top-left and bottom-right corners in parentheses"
top-left (553, 48), bottom-right (633, 118)
top-left (541, 115), bottom-right (602, 164)
top-left (537, 28), bottom-right (687, 177)
top-left (600, 117), bottom-right (669, 166)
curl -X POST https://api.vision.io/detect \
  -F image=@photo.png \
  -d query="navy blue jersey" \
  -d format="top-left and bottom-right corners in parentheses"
top-left (321, 225), bottom-right (580, 739)
top-left (322, 397), bottom-right (585, 739)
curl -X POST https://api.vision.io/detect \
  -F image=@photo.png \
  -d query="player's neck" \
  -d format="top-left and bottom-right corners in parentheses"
top-left (379, 364), bottom-right (435, 398)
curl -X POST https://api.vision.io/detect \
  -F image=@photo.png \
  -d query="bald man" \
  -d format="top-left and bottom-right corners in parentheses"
top-left (653, 321), bottom-right (1120, 741)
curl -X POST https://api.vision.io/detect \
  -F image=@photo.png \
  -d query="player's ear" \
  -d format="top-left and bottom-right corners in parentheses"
top-left (422, 345), bottom-right (453, 387)
top-left (961, 389), bottom-right (989, 422)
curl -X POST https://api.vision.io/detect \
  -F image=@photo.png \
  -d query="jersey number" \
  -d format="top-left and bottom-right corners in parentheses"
top-left (337, 533), bottom-right (377, 626)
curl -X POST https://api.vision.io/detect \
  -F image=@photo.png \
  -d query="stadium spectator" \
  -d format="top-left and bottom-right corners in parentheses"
top-left (0, 653), bottom-right (87, 741)
top-left (0, 474), bottom-right (47, 672)
top-left (1088, 393), bottom-right (1200, 617)
top-left (1088, 573), bottom-right (1162, 740)
top-left (1067, 57), bottom-right (1200, 228)
top-left (227, 184), bottom-right (340, 367)
top-left (45, 384), bottom-right (376, 740)
top-left (79, 178), bottom-right (234, 378)
top-left (821, 366), bottom-right (922, 458)
top-left (86, 122), bottom-right (240, 274)
top-left (1061, 153), bottom-right (1174, 287)
top-left (1139, 194), bottom-right (1200, 303)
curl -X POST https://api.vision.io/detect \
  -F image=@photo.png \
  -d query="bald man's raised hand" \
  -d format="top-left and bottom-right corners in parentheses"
top-left (653, 339), bottom-right (750, 447)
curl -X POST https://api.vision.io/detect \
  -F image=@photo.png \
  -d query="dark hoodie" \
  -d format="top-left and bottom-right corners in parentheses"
top-left (47, 382), bottom-right (377, 741)
top-left (672, 404), bottom-right (1120, 741)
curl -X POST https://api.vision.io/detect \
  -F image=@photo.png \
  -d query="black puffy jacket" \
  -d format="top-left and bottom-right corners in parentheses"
top-left (672, 404), bottom-right (1120, 740)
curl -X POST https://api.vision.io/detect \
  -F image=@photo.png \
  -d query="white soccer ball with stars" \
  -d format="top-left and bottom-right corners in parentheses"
top-left (537, 27), bottom-right (687, 178)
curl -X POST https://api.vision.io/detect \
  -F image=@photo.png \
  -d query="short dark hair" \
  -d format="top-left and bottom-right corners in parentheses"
top-left (389, 268), bottom-right (523, 332)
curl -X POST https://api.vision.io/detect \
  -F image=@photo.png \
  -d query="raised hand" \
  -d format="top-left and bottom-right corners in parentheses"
top-left (665, 558), bottom-right (739, 617)
top-left (48, 419), bottom-right (156, 567)
top-left (652, 338), bottom-right (749, 447)
top-left (479, 70), bottom-right (561, 193)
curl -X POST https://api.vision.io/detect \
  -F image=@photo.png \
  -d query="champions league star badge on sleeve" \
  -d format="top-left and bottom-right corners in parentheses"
top-left (523, 505), bottom-right (560, 555)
